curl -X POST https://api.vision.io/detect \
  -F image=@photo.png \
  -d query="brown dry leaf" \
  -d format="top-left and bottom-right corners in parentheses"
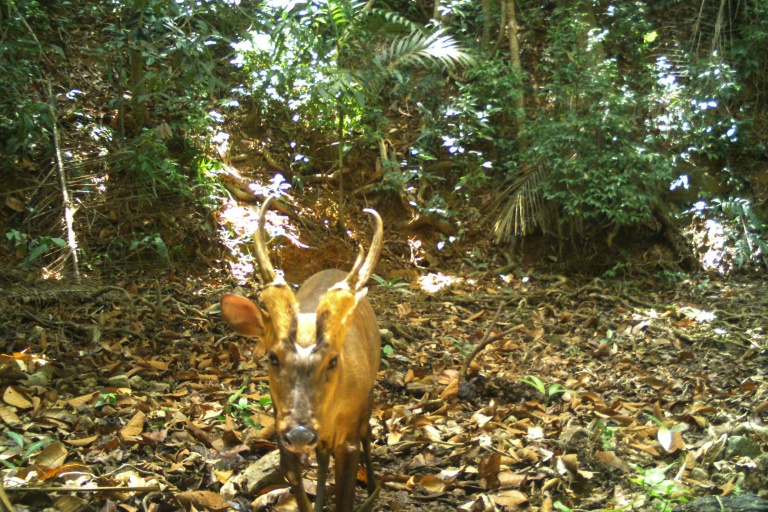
top-left (491, 489), bottom-right (528, 507)
top-left (467, 310), bottom-right (485, 321)
top-left (720, 477), bottom-right (736, 496)
top-left (561, 453), bottom-right (579, 474)
top-left (525, 326), bottom-right (545, 342)
top-left (35, 441), bottom-right (68, 468)
top-left (140, 358), bottom-right (170, 371)
top-left (53, 495), bottom-right (89, 512)
top-left (5, 196), bottom-right (25, 212)
top-left (498, 471), bottom-right (526, 487)
top-left (595, 451), bottom-right (630, 473)
top-left (478, 453), bottom-right (500, 490)
top-left (439, 379), bottom-right (458, 400)
top-left (176, 490), bottom-right (231, 511)
top-left (387, 431), bottom-right (403, 445)
top-left (669, 431), bottom-right (686, 453)
top-left (214, 469), bottom-right (233, 484)
top-left (516, 447), bottom-right (539, 463)
top-left (120, 411), bottom-right (146, 440)
top-left (65, 436), bottom-right (98, 447)
top-left (629, 442), bottom-right (661, 457)
top-left (0, 405), bottom-right (20, 425)
top-left (420, 474), bottom-right (447, 493)
top-left (3, 386), bottom-right (33, 409)
top-left (540, 496), bottom-right (554, 512)
top-left (66, 392), bottom-right (100, 408)
top-left (694, 433), bottom-right (727, 464)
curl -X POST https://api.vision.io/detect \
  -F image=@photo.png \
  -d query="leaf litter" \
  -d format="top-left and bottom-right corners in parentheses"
top-left (1, 251), bottom-right (767, 511)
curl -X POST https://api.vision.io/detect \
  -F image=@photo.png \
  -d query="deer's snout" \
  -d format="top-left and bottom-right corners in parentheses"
top-left (282, 425), bottom-right (318, 453)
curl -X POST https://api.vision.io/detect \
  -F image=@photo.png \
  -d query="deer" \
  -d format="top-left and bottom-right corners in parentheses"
top-left (220, 197), bottom-right (383, 512)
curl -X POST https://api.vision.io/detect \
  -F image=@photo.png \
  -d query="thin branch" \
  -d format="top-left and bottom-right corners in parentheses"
top-left (461, 301), bottom-right (512, 379)
top-left (4, 485), bottom-right (161, 493)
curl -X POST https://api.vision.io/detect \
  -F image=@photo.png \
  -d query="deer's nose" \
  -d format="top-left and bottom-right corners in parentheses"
top-left (283, 426), bottom-right (318, 450)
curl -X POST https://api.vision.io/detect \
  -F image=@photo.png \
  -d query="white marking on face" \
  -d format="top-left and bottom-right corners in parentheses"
top-left (295, 313), bottom-right (317, 349)
top-left (295, 344), bottom-right (315, 361)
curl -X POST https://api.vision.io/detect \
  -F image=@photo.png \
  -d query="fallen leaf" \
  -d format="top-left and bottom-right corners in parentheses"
top-left (176, 490), bottom-right (231, 511)
top-left (491, 489), bottom-right (528, 507)
top-left (120, 411), bottom-right (146, 440)
top-left (35, 441), bottom-right (68, 468)
top-left (3, 386), bottom-right (33, 409)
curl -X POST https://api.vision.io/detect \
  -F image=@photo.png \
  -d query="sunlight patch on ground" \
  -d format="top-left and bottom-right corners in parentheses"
top-left (218, 199), bottom-right (306, 285)
top-left (416, 272), bottom-right (461, 293)
top-left (679, 306), bottom-right (716, 323)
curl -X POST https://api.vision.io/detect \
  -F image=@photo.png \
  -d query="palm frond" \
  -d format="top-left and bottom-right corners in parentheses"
top-left (368, 8), bottom-right (424, 32)
top-left (490, 165), bottom-right (554, 244)
top-left (377, 28), bottom-right (474, 71)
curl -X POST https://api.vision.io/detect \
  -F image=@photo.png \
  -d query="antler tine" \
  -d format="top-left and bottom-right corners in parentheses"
top-left (346, 209), bottom-right (383, 292)
top-left (254, 196), bottom-right (279, 284)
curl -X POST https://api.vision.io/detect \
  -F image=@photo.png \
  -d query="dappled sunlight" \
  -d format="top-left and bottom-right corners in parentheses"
top-left (678, 306), bottom-right (716, 323)
top-left (218, 199), bottom-right (307, 284)
top-left (416, 272), bottom-right (461, 294)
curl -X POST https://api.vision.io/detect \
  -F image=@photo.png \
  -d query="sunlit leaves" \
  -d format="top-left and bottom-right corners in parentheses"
top-left (376, 29), bottom-right (474, 71)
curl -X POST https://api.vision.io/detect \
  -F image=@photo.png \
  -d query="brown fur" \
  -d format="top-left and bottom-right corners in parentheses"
top-left (220, 269), bottom-right (380, 511)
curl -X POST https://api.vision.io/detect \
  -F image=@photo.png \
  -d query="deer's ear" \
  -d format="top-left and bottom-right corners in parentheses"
top-left (221, 294), bottom-right (268, 339)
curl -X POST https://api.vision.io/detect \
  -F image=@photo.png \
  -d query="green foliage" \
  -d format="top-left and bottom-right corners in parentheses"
top-left (730, 0), bottom-right (768, 98)
top-left (1, 432), bottom-right (55, 469)
top-left (595, 420), bottom-right (619, 451)
top-left (231, 0), bottom-right (470, 176)
top-left (95, 392), bottom-right (119, 408)
top-left (686, 198), bottom-right (768, 272)
top-left (493, 4), bottom-right (743, 243)
top-left (371, 275), bottom-right (413, 295)
top-left (434, 57), bottom-right (522, 195)
top-left (519, 375), bottom-right (566, 406)
top-left (126, 129), bottom-right (187, 199)
top-left (225, 386), bottom-right (272, 429)
top-left (444, 336), bottom-right (473, 358)
top-left (520, 9), bottom-right (670, 228)
top-left (98, 0), bottom-right (236, 127)
top-left (630, 463), bottom-right (691, 511)
top-left (191, 156), bottom-right (229, 210)
top-left (128, 233), bottom-right (169, 261)
top-left (0, 2), bottom-right (52, 159)
top-left (5, 229), bottom-right (68, 269)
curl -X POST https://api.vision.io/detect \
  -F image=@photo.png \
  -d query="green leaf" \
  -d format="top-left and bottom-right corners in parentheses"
top-left (7, 431), bottom-right (24, 448)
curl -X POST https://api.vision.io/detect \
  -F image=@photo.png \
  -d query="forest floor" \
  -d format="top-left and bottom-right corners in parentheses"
top-left (0, 200), bottom-right (767, 512)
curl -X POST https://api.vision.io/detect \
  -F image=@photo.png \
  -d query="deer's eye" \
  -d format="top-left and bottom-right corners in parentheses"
top-left (327, 356), bottom-right (338, 370)
top-left (269, 353), bottom-right (280, 368)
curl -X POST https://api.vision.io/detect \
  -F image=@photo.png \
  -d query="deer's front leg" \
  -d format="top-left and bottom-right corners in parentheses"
top-left (334, 442), bottom-right (361, 511)
top-left (280, 444), bottom-right (313, 512)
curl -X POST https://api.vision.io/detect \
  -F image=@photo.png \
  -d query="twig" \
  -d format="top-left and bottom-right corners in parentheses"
top-left (461, 301), bottom-right (510, 379)
top-left (48, 81), bottom-right (81, 282)
top-left (0, 478), bottom-right (13, 510)
top-left (4, 485), bottom-right (161, 493)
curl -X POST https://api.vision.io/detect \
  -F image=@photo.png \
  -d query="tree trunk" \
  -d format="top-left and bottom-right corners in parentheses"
top-left (481, 0), bottom-right (493, 51)
top-left (505, 0), bottom-right (524, 134)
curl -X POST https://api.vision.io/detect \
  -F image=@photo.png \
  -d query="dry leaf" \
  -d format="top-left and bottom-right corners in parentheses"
top-left (35, 441), bottom-right (68, 468)
top-left (120, 411), bottom-right (146, 440)
top-left (176, 491), bottom-right (231, 511)
top-left (0, 406), bottom-right (20, 425)
top-left (3, 386), bottom-right (33, 409)
top-left (491, 489), bottom-right (528, 507)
